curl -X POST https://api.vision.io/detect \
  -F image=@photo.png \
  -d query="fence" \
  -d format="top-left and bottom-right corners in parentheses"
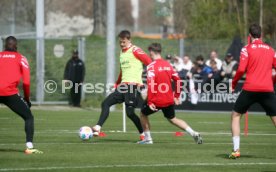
top-left (1, 37), bottom-right (275, 107)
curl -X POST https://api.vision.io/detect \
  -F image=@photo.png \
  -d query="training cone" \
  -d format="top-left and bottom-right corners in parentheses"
top-left (174, 132), bottom-right (184, 137)
top-left (99, 132), bottom-right (106, 137)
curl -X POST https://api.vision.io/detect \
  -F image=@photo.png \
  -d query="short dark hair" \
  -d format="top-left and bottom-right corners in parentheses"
top-left (118, 30), bottom-right (131, 39)
top-left (196, 55), bottom-right (204, 61)
top-left (5, 36), bottom-right (17, 51)
top-left (249, 24), bottom-right (261, 38)
top-left (148, 43), bottom-right (162, 53)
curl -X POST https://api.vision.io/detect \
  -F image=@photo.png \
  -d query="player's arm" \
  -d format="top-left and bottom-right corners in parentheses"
top-left (273, 52), bottom-right (276, 69)
top-left (146, 65), bottom-right (156, 108)
top-left (114, 68), bottom-right (122, 88)
top-left (20, 56), bottom-right (31, 106)
top-left (232, 47), bottom-right (249, 90)
top-left (133, 47), bottom-right (152, 65)
top-left (273, 52), bottom-right (276, 84)
top-left (171, 67), bottom-right (181, 104)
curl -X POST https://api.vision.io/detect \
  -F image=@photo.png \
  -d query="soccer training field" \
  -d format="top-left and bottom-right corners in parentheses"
top-left (0, 106), bottom-right (275, 172)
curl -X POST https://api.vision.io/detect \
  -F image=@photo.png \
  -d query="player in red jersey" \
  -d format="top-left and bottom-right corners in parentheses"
top-left (229, 24), bottom-right (276, 159)
top-left (0, 36), bottom-right (42, 154)
top-left (138, 43), bottom-right (202, 144)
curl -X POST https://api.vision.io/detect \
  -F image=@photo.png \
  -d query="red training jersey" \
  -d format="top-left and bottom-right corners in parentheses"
top-left (232, 39), bottom-right (276, 92)
top-left (147, 58), bottom-right (181, 107)
top-left (115, 44), bottom-right (152, 86)
top-left (0, 51), bottom-right (30, 100)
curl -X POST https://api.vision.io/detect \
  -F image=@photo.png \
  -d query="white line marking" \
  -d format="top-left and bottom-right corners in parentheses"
top-left (1, 130), bottom-right (276, 136)
top-left (0, 142), bottom-right (275, 146)
top-left (1, 162), bottom-right (276, 171)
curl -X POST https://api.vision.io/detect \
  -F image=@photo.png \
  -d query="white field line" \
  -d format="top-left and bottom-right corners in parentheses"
top-left (1, 162), bottom-right (276, 171)
top-left (0, 129), bottom-right (275, 136)
top-left (30, 130), bottom-right (276, 136)
top-left (0, 142), bottom-right (275, 146)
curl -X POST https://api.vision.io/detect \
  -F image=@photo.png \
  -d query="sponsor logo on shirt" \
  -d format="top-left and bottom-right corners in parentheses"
top-left (0, 54), bottom-right (16, 58)
top-left (251, 44), bottom-right (257, 49)
top-left (158, 67), bottom-right (171, 71)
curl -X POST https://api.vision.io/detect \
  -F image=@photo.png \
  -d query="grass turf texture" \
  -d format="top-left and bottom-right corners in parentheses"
top-left (0, 107), bottom-right (275, 172)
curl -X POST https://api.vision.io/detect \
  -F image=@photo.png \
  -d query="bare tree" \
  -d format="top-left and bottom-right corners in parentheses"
top-left (243, 0), bottom-right (248, 41)
top-left (92, 0), bottom-right (106, 36)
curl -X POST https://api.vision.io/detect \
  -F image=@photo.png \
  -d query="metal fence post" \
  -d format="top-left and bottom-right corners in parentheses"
top-left (0, 37), bottom-right (3, 51)
top-left (78, 37), bottom-right (86, 101)
top-left (179, 38), bottom-right (184, 57)
top-left (36, 0), bottom-right (45, 104)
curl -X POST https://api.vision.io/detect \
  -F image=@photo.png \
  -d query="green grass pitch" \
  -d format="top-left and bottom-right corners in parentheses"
top-left (0, 107), bottom-right (275, 172)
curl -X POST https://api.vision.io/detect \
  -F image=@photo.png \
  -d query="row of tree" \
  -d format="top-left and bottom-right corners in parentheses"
top-left (0, 0), bottom-right (275, 41)
top-left (173, 0), bottom-right (276, 41)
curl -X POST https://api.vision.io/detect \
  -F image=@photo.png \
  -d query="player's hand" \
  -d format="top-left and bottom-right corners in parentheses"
top-left (24, 98), bottom-right (32, 108)
top-left (208, 73), bottom-right (213, 78)
top-left (141, 88), bottom-right (148, 100)
top-left (174, 98), bottom-right (181, 105)
top-left (149, 103), bottom-right (158, 111)
top-left (186, 72), bottom-right (192, 79)
top-left (230, 87), bottom-right (235, 93)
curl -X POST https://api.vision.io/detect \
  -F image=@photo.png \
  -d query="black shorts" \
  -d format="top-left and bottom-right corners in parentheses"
top-left (141, 103), bottom-right (175, 119)
top-left (234, 90), bottom-right (276, 116)
top-left (112, 84), bottom-right (140, 107)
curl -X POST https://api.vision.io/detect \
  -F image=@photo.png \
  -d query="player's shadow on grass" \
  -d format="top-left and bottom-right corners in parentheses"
top-left (0, 148), bottom-right (23, 153)
top-left (216, 154), bottom-right (255, 159)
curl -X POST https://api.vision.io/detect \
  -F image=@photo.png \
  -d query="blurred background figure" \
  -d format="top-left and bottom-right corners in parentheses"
top-left (226, 36), bottom-right (244, 62)
top-left (206, 50), bottom-right (222, 70)
top-left (209, 60), bottom-right (225, 85)
top-left (64, 50), bottom-right (85, 107)
top-left (174, 55), bottom-right (193, 79)
top-left (165, 54), bottom-right (174, 67)
top-left (183, 55), bottom-right (193, 71)
top-left (193, 55), bottom-right (213, 80)
top-left (222, 53), bottom-right (238, 80)
top-left (173, 55), bottom-right (184, 72)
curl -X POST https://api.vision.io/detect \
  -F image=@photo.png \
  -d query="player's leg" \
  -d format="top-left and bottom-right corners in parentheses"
top-left (162, 105), bottom-right (202, 144)
top-left (124, 85), bottom-right (144, 138)
top-left (257, 92), bottom-right (276, 127)
top-left (270, 116), bottom-right (276, 127)
top-left (125, 106), bottom-right (144, 134)
top-left (137, 103), bottom-right (155, 144)
top-left (230, 111), bottom-right (242, 157)
top-left (3, 94), bottom-right (42, 154)
top-left (230, 90), bottom-right (256, 159)
top-left (92, 90), bottom-right (124, 135)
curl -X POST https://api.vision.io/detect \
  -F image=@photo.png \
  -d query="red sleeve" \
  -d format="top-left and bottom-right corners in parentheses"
top-left (273, 51), bottom-right (276, 69)
top-left (146, 64), bottom-right (156, 106)
top-left (115, 69), bottom-right (122, 87)
top-left (20, 56), bottom-right (31, 101)
top-left (171, 66), bottom-right (181, 99)
top-left (232, 47), bottom-right (249, 89)
top-left (132, 47), bottom-right (152, 65)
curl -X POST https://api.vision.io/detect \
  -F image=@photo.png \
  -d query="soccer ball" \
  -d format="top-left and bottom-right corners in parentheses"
top-left (79, 126), bottom-right (93, 140)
